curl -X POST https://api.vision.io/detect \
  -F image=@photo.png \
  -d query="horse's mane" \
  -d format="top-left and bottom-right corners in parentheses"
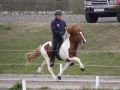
top-left (66, 24), bottom-right (81, 34)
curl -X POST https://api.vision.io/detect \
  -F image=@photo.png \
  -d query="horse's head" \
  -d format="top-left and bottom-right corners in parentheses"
top-left (66, 24), bottom-right (86, 44)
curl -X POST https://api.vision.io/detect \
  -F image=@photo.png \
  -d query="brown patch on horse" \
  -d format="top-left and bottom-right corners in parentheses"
top-left (25, 47), bottom-right (41, 64)
top-left (67, 24), bottom-right (82, 58)
top-left (44, 43), bottom-right (52, 58)
top-left (69, 37), bottom-right (78, 57)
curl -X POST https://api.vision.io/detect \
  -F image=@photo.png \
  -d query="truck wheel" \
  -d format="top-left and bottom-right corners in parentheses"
top-left (85, 13), bottom-right (98, 23)
top-left (117, 12), bottom-right (120, 22)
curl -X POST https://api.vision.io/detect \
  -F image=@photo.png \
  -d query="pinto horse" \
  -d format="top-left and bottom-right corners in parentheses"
top-left (25, 24), bottom-right (86, 80)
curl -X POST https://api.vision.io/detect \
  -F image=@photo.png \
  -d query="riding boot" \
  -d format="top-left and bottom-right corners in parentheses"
top-left (50, 37), bottom-right (58, 67)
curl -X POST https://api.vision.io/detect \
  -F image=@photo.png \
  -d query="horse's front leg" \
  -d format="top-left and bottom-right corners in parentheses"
top-left (69, 57), bottom-right (85, 71)
top-left (57, 61), bottom-right (72, 80)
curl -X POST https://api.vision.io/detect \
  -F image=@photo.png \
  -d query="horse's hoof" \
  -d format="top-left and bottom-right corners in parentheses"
top-left (37, 67), bottom-right (41, 73)
top-left (69, 62), bottom-right (74, 67)
top-left (80, 68), bottom-right (85, 72)
top-left (57, 76), bottom-right (61, 80)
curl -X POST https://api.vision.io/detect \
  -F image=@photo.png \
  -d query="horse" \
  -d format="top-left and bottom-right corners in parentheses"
top-left (25, 24), bottom-right (86, 80)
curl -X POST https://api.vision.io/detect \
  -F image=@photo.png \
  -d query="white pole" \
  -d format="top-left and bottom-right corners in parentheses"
top-left (60, 63), bottom-right (63, 74)
top-left (22, 79), bottom-right (26, 90)
top-left (96, 76), bottom-right (99, 89)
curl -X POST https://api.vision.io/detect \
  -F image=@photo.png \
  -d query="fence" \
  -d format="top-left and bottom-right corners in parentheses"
top-left (20, 75), bottom-right (117, 90)
top-left (21, 76), bottom-right (100, 89)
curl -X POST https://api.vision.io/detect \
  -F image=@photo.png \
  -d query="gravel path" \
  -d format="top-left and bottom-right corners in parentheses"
top-left (0, 74), bottom-right (120, 90)
top-left (0, 14), bottom-right (117, 24)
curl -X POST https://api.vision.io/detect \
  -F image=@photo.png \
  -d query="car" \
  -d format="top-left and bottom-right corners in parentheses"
top-left (84, 0), bottom-right (120, 23)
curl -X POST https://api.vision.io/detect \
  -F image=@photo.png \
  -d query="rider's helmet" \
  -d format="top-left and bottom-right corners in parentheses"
top-left (55, 10), bottom-right (62, 16)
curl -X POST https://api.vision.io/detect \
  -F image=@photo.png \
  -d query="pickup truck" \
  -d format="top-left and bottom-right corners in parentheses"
top-left (84, 0), bottom-right (120, 22)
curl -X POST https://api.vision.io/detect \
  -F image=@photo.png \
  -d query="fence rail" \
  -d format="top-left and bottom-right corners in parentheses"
top-left (1, 50), bottom-right (120, 52)
top-left (0, 63), bottom-right (120, 68)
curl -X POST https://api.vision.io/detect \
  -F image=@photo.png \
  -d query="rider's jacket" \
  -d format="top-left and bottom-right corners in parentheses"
top-left (51, 18), bottom-right (66, 38)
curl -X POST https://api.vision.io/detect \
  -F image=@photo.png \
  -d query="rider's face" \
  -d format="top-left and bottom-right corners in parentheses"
top-left (56, 15), bottom-right (62, 20)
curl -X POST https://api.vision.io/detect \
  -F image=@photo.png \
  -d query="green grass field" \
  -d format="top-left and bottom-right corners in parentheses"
top-left (0, 23), bottom-right (120, 75)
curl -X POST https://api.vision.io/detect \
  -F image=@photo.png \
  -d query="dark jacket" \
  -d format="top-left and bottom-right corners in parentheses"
top-left (51, 18), bottom-right (66, 38)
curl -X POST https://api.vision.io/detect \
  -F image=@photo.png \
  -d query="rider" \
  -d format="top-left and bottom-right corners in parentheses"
top-left (50, 10), bottom-right (67, 67)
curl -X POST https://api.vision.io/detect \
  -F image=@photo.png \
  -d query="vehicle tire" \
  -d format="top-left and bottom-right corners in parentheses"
top-left (85, 13), bottom-right (98, 23)
top-left (117, 12), bottom-right (120, 22)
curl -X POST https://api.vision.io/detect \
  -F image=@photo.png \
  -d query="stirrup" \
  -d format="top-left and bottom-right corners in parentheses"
top-left (50, 61), bottom-right (54, 67)
top-left (50, 57), bottom-right (55, 67)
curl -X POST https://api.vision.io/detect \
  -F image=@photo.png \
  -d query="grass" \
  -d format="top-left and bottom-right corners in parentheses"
top-left (0, 23), bottom-right (120, 75)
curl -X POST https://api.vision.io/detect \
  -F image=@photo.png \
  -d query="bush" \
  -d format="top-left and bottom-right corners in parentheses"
top-left (0, 24), bottom-right (11, 31)
top-left (8, 82), bottom-right (22, 90)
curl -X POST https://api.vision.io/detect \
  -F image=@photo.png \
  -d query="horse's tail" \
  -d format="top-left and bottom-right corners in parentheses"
top-left (25, 45), bottom-right (41, 65)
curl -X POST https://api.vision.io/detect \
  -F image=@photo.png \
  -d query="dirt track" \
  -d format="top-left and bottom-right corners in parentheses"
top-left (0, 74), bottom-right (120, 90)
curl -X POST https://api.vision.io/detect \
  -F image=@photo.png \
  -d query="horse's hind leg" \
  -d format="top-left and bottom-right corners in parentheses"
top-left (45, 57), bottom-right (57, 80)
top-left (57, 61), bottom-right (72, 80)
top-left (69, 57), bottom-right (85, 71)
top-left (37, 60), bottom-right (46, 73)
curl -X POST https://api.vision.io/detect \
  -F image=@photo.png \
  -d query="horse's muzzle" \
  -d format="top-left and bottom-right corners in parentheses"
top-left (80, 39), bottom-right (86, 45)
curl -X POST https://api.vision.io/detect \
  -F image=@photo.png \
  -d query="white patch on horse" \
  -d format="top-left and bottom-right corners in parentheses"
top-left (80, 32), bottom-right (86, 43)
top-left (59, 38), bottom-right (70, 60)
top-left (40, 41), bottom-right (50, 56)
